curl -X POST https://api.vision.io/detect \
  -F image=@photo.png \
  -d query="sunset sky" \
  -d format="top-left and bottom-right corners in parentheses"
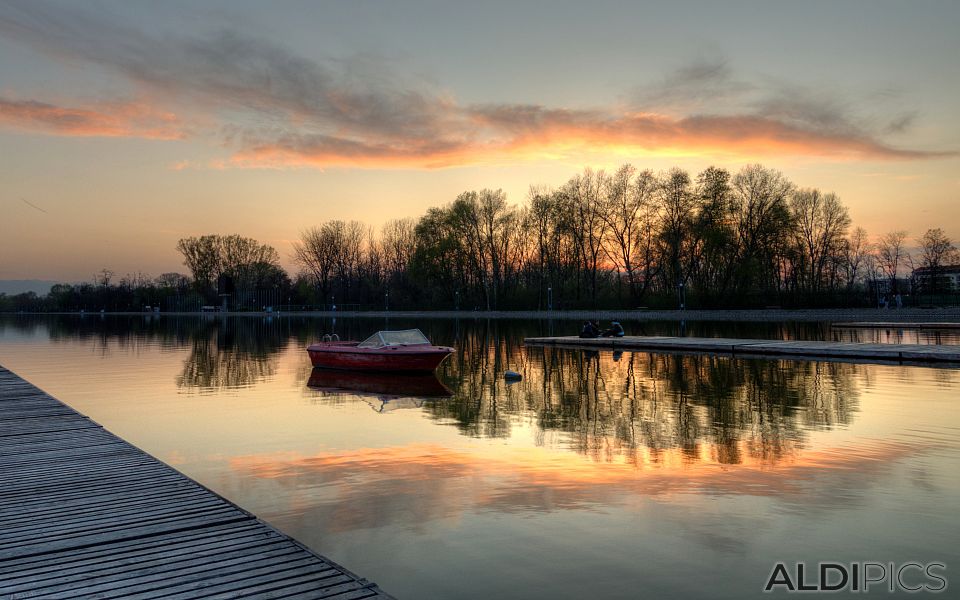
top-left (1, 0), bottom-right (958, 282)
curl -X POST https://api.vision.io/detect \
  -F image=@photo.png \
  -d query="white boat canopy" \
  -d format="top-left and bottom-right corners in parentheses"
top-left (357, 329), bottom-right (431, 348)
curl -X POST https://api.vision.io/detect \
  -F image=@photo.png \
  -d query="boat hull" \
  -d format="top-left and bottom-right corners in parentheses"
top-left (307, 342), bottom-right (453, 372)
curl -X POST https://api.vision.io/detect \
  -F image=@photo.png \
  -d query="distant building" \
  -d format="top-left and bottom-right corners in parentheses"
top-left (912, 265), bottom-right (960, 292)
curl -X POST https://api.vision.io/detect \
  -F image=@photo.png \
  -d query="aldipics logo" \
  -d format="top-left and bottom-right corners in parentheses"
top-left (764, 562), bottom-right (947, 593)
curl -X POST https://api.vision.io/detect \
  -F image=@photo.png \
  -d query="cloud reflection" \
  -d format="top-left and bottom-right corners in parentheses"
top-left (230, 438), bottom-right (926, 533)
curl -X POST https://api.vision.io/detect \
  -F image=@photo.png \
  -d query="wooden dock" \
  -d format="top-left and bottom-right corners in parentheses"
top-left (524, 336), bottom-right (960, 365)
top-left (832, 322), bottom-right (960, 329)
top-left (0, 365), bottom-right (394, 600)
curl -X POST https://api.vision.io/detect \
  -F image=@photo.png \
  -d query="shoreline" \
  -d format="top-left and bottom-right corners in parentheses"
top-left (5, 307), bottom-right (960, 322)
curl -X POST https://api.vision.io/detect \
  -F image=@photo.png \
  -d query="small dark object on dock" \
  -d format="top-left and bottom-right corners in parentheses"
top-left (504, 370), bottom-right (523, 381)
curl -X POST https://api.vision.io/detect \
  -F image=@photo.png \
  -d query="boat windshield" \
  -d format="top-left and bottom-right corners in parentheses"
top-left (357, 329), bottom-right (431, 348)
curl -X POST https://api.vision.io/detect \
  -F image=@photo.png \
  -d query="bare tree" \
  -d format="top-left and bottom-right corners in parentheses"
top-left (917, 228), bottom-right (959, 293)
top-left (155, 273), bottom-right (192, 297)
top-left (876, 230), bottom-right (909, 293)
top-left (177, 234), bottom-right (280, 294)
top-left (176, 236), bottom-right (220, 291)
top-left (600, 165), bottom-right (658, 303)
top-left (565, 169), bottom-right (609, 304)
top-left (842, 227), bottom-right (870, 289)
top-left (527, 185), bottom-right (556, 307)
top-left (94, 268), bottom-right (114, 288)
top-left (789, 188), bottom-right (851, 293)
top-left (689, 166), bottom-right (736, 300)
top-left (656, 168), bottom-right (695, 298)
top-left (292, 227), bottom-right (337, 302)
top-left (381, 218), bottom-right (416, 279)
top-left (730, 164), bottom-right (794, 294)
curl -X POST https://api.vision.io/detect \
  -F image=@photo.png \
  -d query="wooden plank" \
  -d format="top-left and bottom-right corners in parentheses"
top-left (0, 521), bottom-right (262, 576)
top-left (1, 451), bottom-right (153, 475)
top-left (200, 571), bottom-right (351, 600)
top-left (0, 501), bottom-right (236, 543)
top-left (0, 428), bottom-right (112, 446)
top-left (0, 451), bottom-right (141, 474)
top-left (0, 472), bottom-right (188, 500)
top-left (0, 485), bottom-right (209, 519)
top-left (7, 545), bottom-right (308, 597)
top-left (0, 533), bottom-right (288, 590)
top-left (0, 365), bottom-right (394, 599)
top-left (0, 477), bottom-right (195, 509)
top-left (1, 457), bottom-right (166, 484)
top-left (0, 420), bottom-right (99, 437)
top-left (0, 489), bottom-right (214, 528)
top-left (48, 554), bottom-right (320, 599)
top-left (0, 481), bottom-right (203, 517)
top-left (178, 570), bottom-right (349, 600)
top-left (0, 511), bottom-right (248, 560)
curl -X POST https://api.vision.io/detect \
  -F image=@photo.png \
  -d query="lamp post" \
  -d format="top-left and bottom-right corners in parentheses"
top-left (385, 290), bottom-right (389, 311)
top-left (547, 286), bottom-right (553, 311)
top-left (678, 282), bottom-right (685, 311)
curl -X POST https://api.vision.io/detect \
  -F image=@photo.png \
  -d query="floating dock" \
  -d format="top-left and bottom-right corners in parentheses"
top-left (0, 365), bottom-right (393, 599)
top-left (832, 322), bottom-right (960, 329)
top-left (524, 336), bottom-right (960, 364)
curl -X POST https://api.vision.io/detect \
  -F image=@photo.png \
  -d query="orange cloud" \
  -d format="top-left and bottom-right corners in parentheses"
top-left (230, 108), bottom-right (952, 170)
top-left (229, 438), bottom-right (924, 528)
top-left (0, 96), bottom-right (184, 140)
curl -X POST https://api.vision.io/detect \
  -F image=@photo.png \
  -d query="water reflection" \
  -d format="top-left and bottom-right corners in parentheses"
top-left (229, 437), bottom-right (922, 531)
top-left (3, 314), bottom-right (865, 458)
top-left (307, 369), bottom-right (452, 399)
top-left (1, 314), bottom-right (957, 600)
top-left (830, 325), bottom-right (960, 345)
top-left (430, 334), bottom-right (860, 466)
top-left (176, 318), bottom-right (288, 392)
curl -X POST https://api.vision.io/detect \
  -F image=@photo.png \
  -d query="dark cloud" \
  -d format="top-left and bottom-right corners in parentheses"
top-left (635, 56), bottom-right (750, 112)
top-left (884, 111), bottom-right (918, 135)
top-left (752, 85), bottom-right (860, 136)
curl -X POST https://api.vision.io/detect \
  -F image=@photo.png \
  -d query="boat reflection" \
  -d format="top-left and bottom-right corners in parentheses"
top-left (307, 368), bottom-right (453, 400)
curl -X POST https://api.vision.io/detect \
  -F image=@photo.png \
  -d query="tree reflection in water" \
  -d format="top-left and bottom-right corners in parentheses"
top-left (176, 317), bottom-right (288, 392)
top-left (428, 321), bottom-right (861, 467)
top-left (3, 314), bottom-right (863, 464)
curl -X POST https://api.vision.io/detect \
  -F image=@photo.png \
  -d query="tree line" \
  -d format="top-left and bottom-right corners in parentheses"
top-left (284, 163), bottom-right (957, 310)
top-left (3, 163), bottom-right (958, 312)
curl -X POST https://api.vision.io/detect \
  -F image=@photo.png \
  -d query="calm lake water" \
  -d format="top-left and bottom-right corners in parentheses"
top-left (1, 315), bottom-right (958, 599)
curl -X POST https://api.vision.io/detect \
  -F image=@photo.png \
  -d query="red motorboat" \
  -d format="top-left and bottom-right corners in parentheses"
top-left (306, 329), bottom-right (454, 372)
